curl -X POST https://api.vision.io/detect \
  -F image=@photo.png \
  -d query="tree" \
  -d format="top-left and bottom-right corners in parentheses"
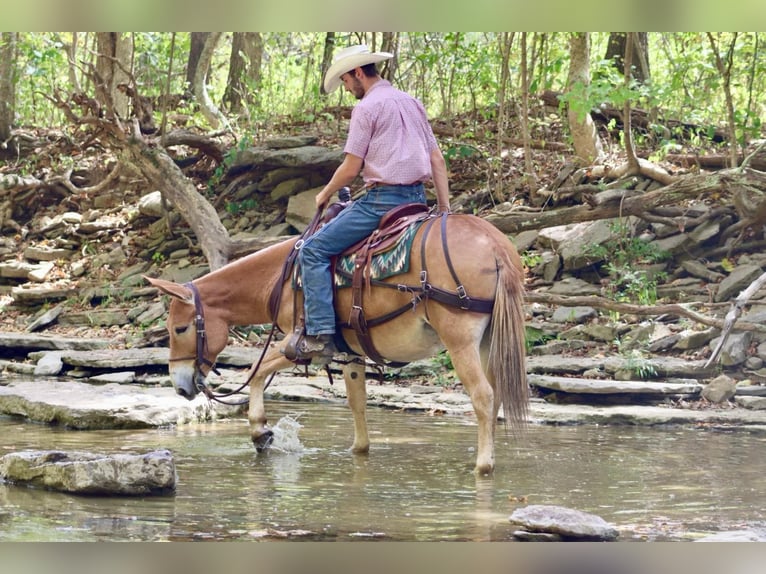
top-left (319, 32), bottom-right (336, 96)
top-left (605, 32), bottom-right (650, 84)
top-left (95, 33), bottom-right (131, 119)
top-left (0, 32), bottom-right (17, 155)
top-left (223, 32), bottom-right (263, 115)
top-left (565, 32), bottom-right (604, 165)
top-left (707, 32), bottom-right (740, 168)
top-left (185, 32), bottom-right (209, 96)
top-left (192, 32), bottom-right (230, 131)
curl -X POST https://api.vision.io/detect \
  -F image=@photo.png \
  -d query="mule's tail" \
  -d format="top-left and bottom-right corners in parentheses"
top-left (488, 249), bottom-right (529, 431)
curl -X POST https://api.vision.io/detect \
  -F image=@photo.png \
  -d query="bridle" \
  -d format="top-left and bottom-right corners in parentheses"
top-left (167, 281), bottom-right (250, 405)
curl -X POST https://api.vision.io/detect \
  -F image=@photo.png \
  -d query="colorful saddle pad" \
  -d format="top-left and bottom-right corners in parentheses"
top-left (333, 220), bottom-right (422, 287)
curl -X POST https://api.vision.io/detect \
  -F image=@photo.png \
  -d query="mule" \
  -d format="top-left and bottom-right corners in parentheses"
top-left (145, 213), bottom-right (528, 475)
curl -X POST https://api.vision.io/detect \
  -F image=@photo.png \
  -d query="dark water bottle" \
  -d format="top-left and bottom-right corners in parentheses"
top-left (322, 186), bottom-right (352, 223)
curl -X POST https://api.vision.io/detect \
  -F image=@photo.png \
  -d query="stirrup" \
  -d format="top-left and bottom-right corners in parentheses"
top-left (283, 326), bottom-right (310, 364)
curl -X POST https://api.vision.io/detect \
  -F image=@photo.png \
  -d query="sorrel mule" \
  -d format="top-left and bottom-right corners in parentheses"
top-left (145, 213), bottom-right (527, 475)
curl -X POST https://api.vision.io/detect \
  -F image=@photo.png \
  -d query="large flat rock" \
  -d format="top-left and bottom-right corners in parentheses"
top-left (0, 379), bottom-right (241, 429)
top-left (0, 449), bottom-right (176, 495)
top-left (528, 374), bottom-right (702, 396)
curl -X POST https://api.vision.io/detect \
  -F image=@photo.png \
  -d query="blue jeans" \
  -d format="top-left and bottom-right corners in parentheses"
top-left (298, 184), bottom-right (426, 335)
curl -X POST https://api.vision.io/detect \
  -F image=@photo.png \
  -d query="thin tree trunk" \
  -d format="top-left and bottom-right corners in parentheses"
top-left (0, 32), bottom-right (17, 148)
top-left (193, 32), bottom-right (229, 131)
top-left (65, 32), bottom-right (82, 93)
top-left (493, 32), bottom-right (514, 202)
top-left (520, 32), bottom-right (537, 192)
top-left (224, 32), bottom-right (262, 114)
top-left (185, 32), bottom-right (209, 97)
top-left (95, 33), bottom-right (131, 119)
top-left (623, 32), bottom-right (640, 175)
top-left (319, 32), bottom-right (336, 96)
top-left (566, 33), bottom-right (603, 165)
top-left (707, 32), bottom-right (740, 168)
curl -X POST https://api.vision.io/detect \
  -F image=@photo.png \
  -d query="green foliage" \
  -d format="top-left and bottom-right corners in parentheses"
top-left (226, 198), bottom-right (260, 215)
top-left (4, 32), bottom-right (766, 149)
top-left (614, 341), bottom-right (658, 380)
top-left (208, 133), bottom-right (253, 195)
top-left (525, 325), bottom-right (554, 352)
top-left (585, 220), bottom-right (669, 306)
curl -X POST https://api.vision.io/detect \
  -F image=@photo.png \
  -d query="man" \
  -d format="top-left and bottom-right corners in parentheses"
top-left (287, 44), bottom-right (451, 362)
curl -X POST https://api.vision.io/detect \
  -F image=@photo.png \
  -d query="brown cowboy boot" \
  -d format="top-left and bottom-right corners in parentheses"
top-left (284, 330), bottom-right (337, 364)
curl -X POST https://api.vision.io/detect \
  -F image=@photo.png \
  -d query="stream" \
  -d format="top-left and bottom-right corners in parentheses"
top-left (1, 399), bottom-right (765, 541)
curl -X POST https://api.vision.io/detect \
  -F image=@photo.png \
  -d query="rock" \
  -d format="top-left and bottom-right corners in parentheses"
top-left (715, 263), bottom-right (763, 302)
top-left (509, 504), bottom-right (619, 541)
top-left (286, 187), bottom-right (323, 230)
top-left (138, 191), bottom-right (165, 218)
top-left (673, 327), bottom-right (718, 350)
top-left (33, 351), bottom-right (64, 376)
top-left (0, 449), bottom-right (176, 495)
top-left (695, 529), bottom-right (766, 542)
top-left (26, 303), bottom-right (65, 332)
top-left (702, 374), bottom-right (737, 403)
top-left (0, 379), bottom-right (237, 428)
top-left (0, 332), bottom-right (110, 352)
top-left (528, 374), bottom-right (702, 398)
top-left (545, 276), bottom-right (601, 296)
top-left (88, 371), bottom-right (136, 384)
top-left (550, 306), bottom-right (597, 324)
top-left (735, 396), bottom-right (766, 410)
top-left (23, 245), bottom-right (73, 262)
top-left (709, 331), bottom-right (753, 366)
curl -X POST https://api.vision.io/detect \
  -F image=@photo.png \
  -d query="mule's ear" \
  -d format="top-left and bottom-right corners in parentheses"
top-left (143, 276), bottom-right (194, 305)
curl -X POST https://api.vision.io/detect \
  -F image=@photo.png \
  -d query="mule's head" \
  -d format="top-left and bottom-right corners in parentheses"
top-left (144, 276), bottom-right (230, 400)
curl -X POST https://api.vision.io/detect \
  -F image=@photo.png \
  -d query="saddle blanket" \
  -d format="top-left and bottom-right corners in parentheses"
top-left (293, 220), bottom-right (423, 289)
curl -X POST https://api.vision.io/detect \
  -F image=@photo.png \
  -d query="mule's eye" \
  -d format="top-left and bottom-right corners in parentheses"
top-left (174, 325), bottom-right (189, 335)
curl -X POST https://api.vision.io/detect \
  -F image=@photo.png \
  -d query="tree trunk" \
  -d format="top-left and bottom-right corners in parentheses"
top-left (65, 32), bottom-right (82, 93)
top-left (185, 32), bottom-right (209, 97)
top-left (623, 32), bottom-right (640, 175)
top-left (605, 32), bottom-right (650, 84)
top-left (223, 32), bottom-right (263, 114)
top-left (0, 32), bottom-right (17, 151)
top-left (95, 33), bottom-right (131, 119)
top-left (565, 33), bottom-right (604, 165)
top-left (193, 32), bottom-right (227, 130)
top-left (319, 33), bottom-right (336, 96)
top-left (119, 134), bottom-right (231, 270)
top-left (519, 32), bottom-right (537, 191)
top-left (379, 32), bottom-right (398, 83)
top-left (706, 32), bottom-right (740, 168)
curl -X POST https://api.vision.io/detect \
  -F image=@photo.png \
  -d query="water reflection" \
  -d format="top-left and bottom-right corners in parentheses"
top-left (1, 402), bottom-right (765, 541)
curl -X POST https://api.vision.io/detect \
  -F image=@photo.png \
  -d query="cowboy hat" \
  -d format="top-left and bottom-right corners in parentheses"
top-left (323, 44), bottom-right (394, 94)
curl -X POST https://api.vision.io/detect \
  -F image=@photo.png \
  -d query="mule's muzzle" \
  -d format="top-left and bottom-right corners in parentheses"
top-left (176, 385), bottom-right (197, 401)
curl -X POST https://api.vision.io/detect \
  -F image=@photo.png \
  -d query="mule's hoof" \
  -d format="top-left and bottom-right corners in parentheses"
top-left (253, 430), bottom-right (274, 453)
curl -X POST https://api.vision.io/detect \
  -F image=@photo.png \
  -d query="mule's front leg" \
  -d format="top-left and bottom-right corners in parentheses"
top-left (343, 362), bottom-right (370, 453)
top-left (247, 352), bottom-right (293, 452)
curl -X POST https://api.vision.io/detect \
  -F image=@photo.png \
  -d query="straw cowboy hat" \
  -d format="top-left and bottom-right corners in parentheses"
top-left (323, 44), bottom-right (394, 94)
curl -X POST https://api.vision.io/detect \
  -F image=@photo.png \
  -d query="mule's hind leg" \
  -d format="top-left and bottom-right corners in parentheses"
top-left (246, 349), bottom-right (294, 452)
top-left (446, 336), bottom-right (497, 475)
top-left (342, 361), bottom-right (370, 453)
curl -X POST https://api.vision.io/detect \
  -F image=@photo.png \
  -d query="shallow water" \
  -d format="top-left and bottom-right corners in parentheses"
top-left (1, 399), bottom-right (765, 541)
